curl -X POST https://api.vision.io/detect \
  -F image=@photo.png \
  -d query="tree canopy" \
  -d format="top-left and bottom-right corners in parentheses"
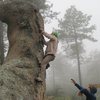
top-left (57, 6), bottom-right (97, 58)
top-left (58, 6), bottom-right (96, 41)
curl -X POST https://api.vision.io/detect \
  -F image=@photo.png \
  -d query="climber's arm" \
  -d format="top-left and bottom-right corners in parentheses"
top-left (41, 31), bottom-right (56, 40)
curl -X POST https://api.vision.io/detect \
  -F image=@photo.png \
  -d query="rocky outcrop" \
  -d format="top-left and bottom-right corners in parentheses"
top-left (0, 1), bottom-right (46, 100)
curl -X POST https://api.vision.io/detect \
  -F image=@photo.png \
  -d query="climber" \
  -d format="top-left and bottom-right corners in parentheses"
top-left (71, 79), bottom-right (97, 100)
top-left (41, 31), bottom-right (59, 68)
top-left (36, 30), bottom-right (59, 82)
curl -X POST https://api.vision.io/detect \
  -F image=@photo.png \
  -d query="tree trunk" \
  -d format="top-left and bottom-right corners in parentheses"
top-left (0, 1), bottom-right (46, 100)
top-left (0, 21), bottom-right (4, 65)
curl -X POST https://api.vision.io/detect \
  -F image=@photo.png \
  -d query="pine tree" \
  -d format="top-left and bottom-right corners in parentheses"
top-left (57, 6), bottom-right (96, 85)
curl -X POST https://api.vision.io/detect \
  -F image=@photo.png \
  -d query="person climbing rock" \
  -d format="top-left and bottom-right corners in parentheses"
top-left (36, 31), bottom-right (59, 82)
top-left (71, 79), bottom-right (97, 100)
top-left (41, 31), bottom-right (59, 68)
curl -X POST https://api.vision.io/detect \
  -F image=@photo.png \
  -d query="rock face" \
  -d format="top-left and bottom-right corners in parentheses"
top-left (0, 1), bottom-right (46, 100)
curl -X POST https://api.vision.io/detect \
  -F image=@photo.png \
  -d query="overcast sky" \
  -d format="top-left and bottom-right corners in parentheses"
top-left (45, 0), bottom-right (100, 53)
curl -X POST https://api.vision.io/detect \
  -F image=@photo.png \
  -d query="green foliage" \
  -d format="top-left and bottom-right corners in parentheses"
top-left (3, 0), bottom-right (47, 10)
top-left (57, 5), bottom-right (96, 58)
top-left (34, 0), bottom-right (58, 22)
top-left (3, 0), bottom-right (58, 23)
top-left (58, 5), bottom-right (96, 42)
top-left (69, 42), bottom-right (85, 58)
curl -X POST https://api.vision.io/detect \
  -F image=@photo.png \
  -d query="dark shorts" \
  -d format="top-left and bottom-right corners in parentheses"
top-left (44, 54), bottom-right (55, 60)
top-left (44, 54), bottom-right (55, 69)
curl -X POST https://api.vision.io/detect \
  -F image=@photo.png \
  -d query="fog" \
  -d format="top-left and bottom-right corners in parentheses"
top-left (1, 0), bottom-right (100, 99)
top-left (46, 51), bottom-right (100, 98)
top-left (45, 0), bottom-right (100, 99)
top-left (45, 0), bottom-right (100, 52)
